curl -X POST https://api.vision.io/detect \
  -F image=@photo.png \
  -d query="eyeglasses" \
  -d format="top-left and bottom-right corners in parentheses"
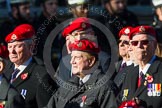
top-left (130, 40), bottom-right (151, 46)
top-left (118, 40), bottom-right (130, 45)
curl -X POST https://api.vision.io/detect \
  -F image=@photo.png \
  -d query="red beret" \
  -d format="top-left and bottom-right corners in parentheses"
top-left (5, 24), bottom-right (35, 43)
top-left (119, 26), bottom-right (133, 38)
top-left (129, 26), bottom-right (156, 40)
top-left (0, 45), bottom-right (9, 59)
top-left (69, 39), bottom-right (100, 54)
top-left (62, 17), bottom-right (91, 38)
top-left (119, 100), bottom-right (139, 108)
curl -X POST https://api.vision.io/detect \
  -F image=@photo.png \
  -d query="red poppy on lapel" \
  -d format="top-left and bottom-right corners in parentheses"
top-left (119, 100), bottom-right (139, 108)
top-left (0, 105), bottom-right (4, 108)
top-left (0, 101), bottom-right (5, 108)
top-left (145, 74), bottom-right (153, 83)
top-left (21, 73), bottom-right (28, 80)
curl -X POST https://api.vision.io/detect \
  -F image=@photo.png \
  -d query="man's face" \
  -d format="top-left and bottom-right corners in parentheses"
top-left (71, 4), bottom-right (88, 17)
top-left (130, 34), bottom-right (156, 63)
top-left (118, 35), bottom-right (130, 58)
top-left (70, 51), bottom-right (93, 75)
top-left (8, 41), bottom-right (32, 65)
top-left (156, 7), bottom-right (162, 21)
top-left (44, 0), bottom-right (58, 16)
top-left (108, 0), bottom-right (126, 14)
top-left (18, 3), bottom-right (31, 20)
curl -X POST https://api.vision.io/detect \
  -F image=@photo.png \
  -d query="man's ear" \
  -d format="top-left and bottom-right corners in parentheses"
top-left (0, 61), bottom-right (4, 74)
top-left (88, 56), bottom-right (96, 67)
top-left (29, 41), bottom-right (35, 54)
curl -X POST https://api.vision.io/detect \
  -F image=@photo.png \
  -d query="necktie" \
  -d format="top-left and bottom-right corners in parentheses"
top-left (138, 71), bottom-right (144, 87)
top-left (10, 68), bottom-right (20, 83)
top-left (119, 62), bottom-right (127, 72)
top-left (79, 80), bottom-right (84, 87)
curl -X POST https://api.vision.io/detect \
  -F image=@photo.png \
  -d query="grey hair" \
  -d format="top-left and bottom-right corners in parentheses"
top-left (24, 39), bottom-right (33, 46)
top-left (148, 35), bottom-right (157, 41)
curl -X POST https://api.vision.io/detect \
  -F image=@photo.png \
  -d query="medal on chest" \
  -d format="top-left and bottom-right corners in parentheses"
top-left (122, 89), bottom-right (129, 101)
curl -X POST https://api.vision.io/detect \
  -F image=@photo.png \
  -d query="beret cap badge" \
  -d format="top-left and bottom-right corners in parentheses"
top-left (81, 23), bottom-right (86, 28)
top-left (139, 26), bottom-right (145, 32)
top-left (11, 34), bottom-right (17, 40)
top-left (124, 28), bottom-right (130, 34)
top-left (77, 42), bottom-right (82, 47)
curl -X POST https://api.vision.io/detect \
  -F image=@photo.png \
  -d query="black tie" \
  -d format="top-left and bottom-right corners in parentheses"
top-left (79, 80), bottom-right (84, 87)
top-left (119, 62), bottom-right (127, 72)
top-left (10, 68), bottom-right (20, 83)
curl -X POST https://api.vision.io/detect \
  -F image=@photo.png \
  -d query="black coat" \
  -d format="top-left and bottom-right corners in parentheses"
top-left (4, 58), bottom-right (57, 108)
top-left (114, 64), bottom-right (135, 92)
top-left (46, 68), bottom-right (118, 108)
top-left (0, 74), bottom-right (25, 108)
top-left (117, 57), bottom-right (162, 108)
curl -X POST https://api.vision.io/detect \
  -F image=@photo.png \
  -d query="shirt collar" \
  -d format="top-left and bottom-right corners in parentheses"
top-left (121, 60), bottom-right (132, 66)
top-left (80, 74), bottom-right (91, 84)
top-left (139, 55), bottom-right (156, 75)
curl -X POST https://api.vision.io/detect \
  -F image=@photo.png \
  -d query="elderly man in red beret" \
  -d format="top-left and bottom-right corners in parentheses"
top-left (117, 25), bottom-right (162, 108)
top-left (46, 39), bottom-right (117, 108)
top-left (57, 17), bottom-right (110, 82)
top-left (4, 24), bottom-right (57, 108)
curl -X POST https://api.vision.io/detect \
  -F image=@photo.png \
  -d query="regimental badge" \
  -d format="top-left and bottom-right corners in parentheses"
top-left (122, 89), bottom-right (129, 101)
top-left (80, 95), bottom-right (87, 107)
top-left (124, 28), bottom-right (130, 34)
top-left (147, 83), bottom-right (161, 97)
top-left (81, 23), bottom-right (86, 29)
top-left (11, 34), bottom-right (17, 40)
top-left (77, 42), bottom-right (82, 47)
top-left (0, 101), bottom-right (5, 108)
top-left (139, 26), bottom-right (145, 32)
top-left (21, 89), bottom-right (27, 99)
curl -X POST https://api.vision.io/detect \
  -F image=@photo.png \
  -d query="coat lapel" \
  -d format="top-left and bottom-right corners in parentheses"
top-left (3, 63), bottom-right (14, 81)
top-left (133, 57), bottom-right (161, 97)
top-left (12, 60), bottom-right (36, 87)
top-left (130, 66), bottom-right (139, 93)
top-left (65, 68), bottom-right (102, 102)
top-left (0, 75), bottom-right (10, 100)
top-left (115, 60), bottom-right (122, 72)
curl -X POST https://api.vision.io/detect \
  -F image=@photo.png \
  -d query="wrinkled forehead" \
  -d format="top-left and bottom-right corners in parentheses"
top-left (71, 50), bottom-right (89, 56)
top-left (131, 34), bottom-right (153, 40)
top-left (120, 35), bottom-right (130, 40)
top-left (7, 40), bottom-right (26, 46)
